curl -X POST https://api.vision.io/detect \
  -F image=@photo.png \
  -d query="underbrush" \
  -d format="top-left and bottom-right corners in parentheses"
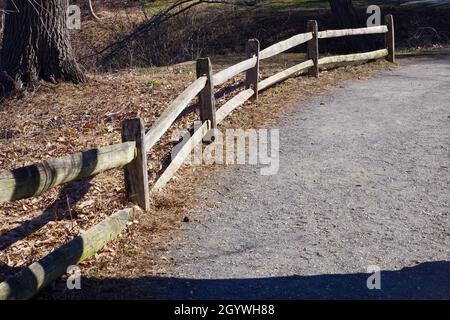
top-left (71, 3), bottom-right (450, 71)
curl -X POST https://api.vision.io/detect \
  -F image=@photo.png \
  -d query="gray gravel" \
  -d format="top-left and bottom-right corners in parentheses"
top-left (151, 57), bottom-right (450, 299)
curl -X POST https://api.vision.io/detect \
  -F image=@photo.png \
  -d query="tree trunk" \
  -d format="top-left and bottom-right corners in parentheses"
top-left (0, 0), bottom-right (86, 98)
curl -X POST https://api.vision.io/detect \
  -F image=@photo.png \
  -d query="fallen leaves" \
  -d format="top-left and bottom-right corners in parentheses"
top-left (0, 50), bottom-right (392, 287)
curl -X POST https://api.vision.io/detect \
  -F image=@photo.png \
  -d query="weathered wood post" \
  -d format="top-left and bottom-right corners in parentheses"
top-left (122, 117), bottom-right (150, 211)
top-left (385, 14), bottom-right (395, 63)
top-left (245, 38), bottom-right (260, 100)
top-left (307, 20), bottom-right (319, 78)
top-left (196, 57), bottom-right (216, 142)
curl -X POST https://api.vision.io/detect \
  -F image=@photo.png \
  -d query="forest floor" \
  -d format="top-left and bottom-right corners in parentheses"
top-left (146, 56), bottom-right (449, 300)
top-left (0, 0), bottom-right (448, 299)
top-left (40, 55), bottom-right (450, 300)
top-left (0, 52), bottom-right (394, 290)
top-left (70, 1), bottom-right (450, 69)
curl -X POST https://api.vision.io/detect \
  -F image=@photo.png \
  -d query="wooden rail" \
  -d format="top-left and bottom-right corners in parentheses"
top-left (147, 17), bottom-right (394, 195)
top-left (259, 32), bottom-right (313, 60)
top-left (0, 207), bottom-right (137, 300)
top-left (0, 15), bottom-right (396, 300)
top-left (212, 57), bottom-right (257, 87)
top-left (318, 25), bottom-right (388, 39)
top-left (152, 121), bottom-right (211, 191)
top-left (0, 142), bottom-right (136, 203)
top-left (259, 60), bottom-right (314, 91)
top-left (144, 76), bottom-right (207, 152)
top-left (216, 88), bottom-right (255, 124)
top-left (0, 17), bottom-right (395, 206)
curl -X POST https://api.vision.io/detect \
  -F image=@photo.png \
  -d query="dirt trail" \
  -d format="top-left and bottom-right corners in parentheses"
top-left (142, 57), bottom-right (450, 299)
top-left (60, 57), bottom-right (449, 300)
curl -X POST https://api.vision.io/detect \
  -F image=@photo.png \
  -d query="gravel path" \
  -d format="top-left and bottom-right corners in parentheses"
top-left (151, 57), bottom-right (450, 299)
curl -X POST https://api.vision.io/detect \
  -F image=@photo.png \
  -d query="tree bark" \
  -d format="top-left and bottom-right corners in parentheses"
top-left (0, 0), bottom-right (86, 98)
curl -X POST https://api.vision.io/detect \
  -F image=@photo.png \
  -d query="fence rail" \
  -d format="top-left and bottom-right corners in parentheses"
top-left (152, 120), bottom-right (211, 191)
top-left (259, 32), bottom-right (313, 60)
top-left (0, 207), bottom-right (137, 300)
top-left (0, 15), bottom-right (396, 300)
top-left (318, 49), bottom-right (389, 65)
top-left (212, 57), bottom-right (257, 86)
top-left (144, 76), bottom-right (207, 151)
top-left (259, 59), bottom-right (315, 91)
top-left (216, 88), bottom-right (255, 124)
top-left (0, 142), bottom-right (136, 203)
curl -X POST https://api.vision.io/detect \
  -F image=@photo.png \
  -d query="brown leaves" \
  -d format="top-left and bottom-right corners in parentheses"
top-left (0, 51), bottom-right (391, 285)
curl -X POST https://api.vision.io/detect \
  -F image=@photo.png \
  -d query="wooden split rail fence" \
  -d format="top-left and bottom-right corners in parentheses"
top-left (0, 16), bottom-right (395, 299)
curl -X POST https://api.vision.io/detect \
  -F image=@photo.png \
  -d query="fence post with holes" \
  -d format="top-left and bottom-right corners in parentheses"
top-left (196, 57), bottom-right (216, 142)
top-left (385, 14), bottom-right (395, 63)
top-left (122, 117), bottom-right (150, 211)
top-left (307, 20), bottom-right (319, 78)
top-left (245, 39), bottom-right (260, 100)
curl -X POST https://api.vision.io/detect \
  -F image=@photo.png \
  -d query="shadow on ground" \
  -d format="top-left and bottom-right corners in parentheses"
top-left (48, 261), bottom-right (450, 300)
top-left (0, 178), bottom-right (93, 282)
top-left (0, 178), bottom-right (92, 251)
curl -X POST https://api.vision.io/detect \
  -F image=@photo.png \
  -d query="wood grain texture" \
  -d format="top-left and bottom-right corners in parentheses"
top-left (197, 58), bottom-right (216, 142)
top-left (318, 49), bottom-right (388, 65)
top-left (259, 59), bottom-right (314, 92)
top-left (144, 76), bottom-right (207, 151)
top-left (245, 39), bottom-right (260, 100)
top-left (318, 25), bottom-right (388, 39)
top-left (0, 207), bottom-right (136, 300)
top-left (307, 20), bottom-right (319, 78)
top-left (212, 57), bottom-right (257, 87)
top-left (0, 142), bottom-right (136, 203)
top-left (152, 121), bottom-right (210, 191)
top-left (122, 118), bottom-right (150, 211)
top-left (385, 15), bottom-right (395, 63)
top-left (260, 32), bottom-right (312, 60)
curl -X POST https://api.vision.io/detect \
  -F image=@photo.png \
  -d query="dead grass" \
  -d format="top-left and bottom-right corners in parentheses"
top-left (0, 0), bottom-right (440, 298)
top-left (0, 53), bottom-right (302, 281)
top-left (0, 43), bottom-right (394, 298)
top-left (32, 58), bottom-right (395, 299)
top-left (0, 62), bottom-right (197, 280)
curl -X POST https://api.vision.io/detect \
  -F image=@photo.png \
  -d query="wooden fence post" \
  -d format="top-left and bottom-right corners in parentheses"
top-left (245, 39), bottom-right (260, 100)
top-left (307, 20), bottom-right (319, 78)
top-left (385, 14), bottom-right (395, 63)
top-left (196, 57), bottom-right (216, 142)
top-left (122, 118), bottom-right (150, 211)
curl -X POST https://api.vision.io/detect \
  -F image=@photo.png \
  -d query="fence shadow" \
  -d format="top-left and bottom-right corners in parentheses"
top-left (48, 260), bottom-right (450, 300)
top-left (177, 81), bottom-right (246, 120)
top-left (0, 177), bottom-right (93, 254)
top-left (0, 147), bottom-right (102, 255)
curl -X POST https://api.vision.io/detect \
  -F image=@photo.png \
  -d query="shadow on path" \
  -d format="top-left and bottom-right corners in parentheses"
top-left (55, 261), bottom-right (450, 300)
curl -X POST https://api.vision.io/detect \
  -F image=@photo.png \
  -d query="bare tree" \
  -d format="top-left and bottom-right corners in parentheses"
top-left (92, 0), bottom-right (261, 66)
top-left (0, 0), bottom-right (86, 98)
